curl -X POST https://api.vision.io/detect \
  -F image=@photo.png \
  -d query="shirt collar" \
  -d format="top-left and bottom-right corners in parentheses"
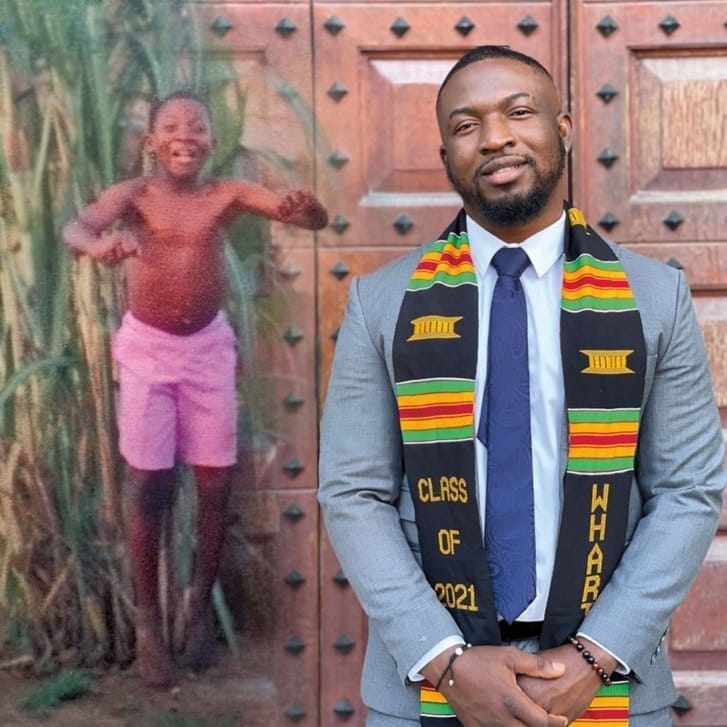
top-left (466, 211), bottom-right (565, 279)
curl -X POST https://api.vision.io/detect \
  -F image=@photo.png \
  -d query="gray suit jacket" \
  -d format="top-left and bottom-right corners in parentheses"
top-left (318, 231), bottom-right (725, 720)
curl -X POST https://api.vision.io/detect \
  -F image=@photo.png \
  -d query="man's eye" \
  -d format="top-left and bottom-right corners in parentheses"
top-left (455, 121), bottom-right (476, 133)
top-left (510, 108), bottom-right (533, 117)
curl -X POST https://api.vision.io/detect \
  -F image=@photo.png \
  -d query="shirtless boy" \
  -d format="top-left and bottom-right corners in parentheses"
top-left (63, 90), bottom-right (328, 685)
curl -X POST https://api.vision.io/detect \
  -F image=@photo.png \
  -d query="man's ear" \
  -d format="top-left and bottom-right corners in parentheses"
top-left (557, 112), bottom-right (574, 154)
top-left (439, 144), bottom-right (448, 168)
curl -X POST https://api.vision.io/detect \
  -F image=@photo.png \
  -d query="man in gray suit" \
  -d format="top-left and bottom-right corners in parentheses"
top-left (319, 46), bottom-right (725, 727)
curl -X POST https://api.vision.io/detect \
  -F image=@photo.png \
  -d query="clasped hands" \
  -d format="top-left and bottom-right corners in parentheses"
top-left (422, 637), bottom-right (615, 727)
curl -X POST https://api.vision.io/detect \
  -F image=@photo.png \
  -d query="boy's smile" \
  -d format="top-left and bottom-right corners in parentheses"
top-left (147, 97), bottom-right (215, 183)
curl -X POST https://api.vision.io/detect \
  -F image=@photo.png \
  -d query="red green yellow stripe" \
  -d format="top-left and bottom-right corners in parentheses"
top-left (420, 681), bottom-right (455, 718)
top-left (421, 681), bottom-right (628, 723)
top-left (409, 234), bottom-right (477, 290)
top-left (573, 682), bottom-right (629, 725)
top-left (567, 408), bottom-right (640, 474)
top-left (396, 378), bottom-right (475, 444)
top-left (562, 254), bottom-right (636, 312)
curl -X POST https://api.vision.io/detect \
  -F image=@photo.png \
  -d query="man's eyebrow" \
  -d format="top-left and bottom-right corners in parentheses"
top-left (447, 92), bottom-right (534, 121)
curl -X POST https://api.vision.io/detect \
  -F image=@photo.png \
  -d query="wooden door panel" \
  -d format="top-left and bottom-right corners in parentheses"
top-left (313, 2), bottom-right (566, 251)
top-left (573, 3), bottom-right (727, 723)
top-left (314, 7), bottom-right (566, 719)
top-left (318, 246), bottom-right (411, 723)
top-left (193, 4), bottom-right (322, 723)
top-left (193, 2), bottom-right (318, 231)
top-left (219, 487), bottom-right (321, 725)
top-left (572, 1), bottom-right (727, 243)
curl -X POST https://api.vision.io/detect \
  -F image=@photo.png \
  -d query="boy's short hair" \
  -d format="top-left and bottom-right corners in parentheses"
top-left (437, 45), bottom-right (553, 107)
top-left (148, 90), bottom-right (211, 130)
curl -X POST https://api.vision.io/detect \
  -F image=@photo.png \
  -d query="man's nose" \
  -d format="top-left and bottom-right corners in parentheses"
top-left (479, 116), bottom-right (515, 151)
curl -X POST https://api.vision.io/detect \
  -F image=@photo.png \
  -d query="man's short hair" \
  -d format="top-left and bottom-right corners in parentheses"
top-left (437, 46), bottom-right (553, 106)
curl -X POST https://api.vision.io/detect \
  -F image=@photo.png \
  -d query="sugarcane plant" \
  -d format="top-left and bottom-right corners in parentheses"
top-left (0, 0), bottom-right (272, 671)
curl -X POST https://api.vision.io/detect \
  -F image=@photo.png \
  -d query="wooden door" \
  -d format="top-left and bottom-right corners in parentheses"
top-left (191, 1), bottom-right (726, 724)
top-left (314, 2), bottom-right (567, 722)
top-left (193, 3), bottom-right (323, 723)
top-left (571, 3), bottom-right (727, 723)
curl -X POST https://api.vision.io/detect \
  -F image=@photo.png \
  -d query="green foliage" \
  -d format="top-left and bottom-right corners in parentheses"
top-left (18, 670), bottom-right (93, 717)
top-left (0, 0), bottom-right (264, 670)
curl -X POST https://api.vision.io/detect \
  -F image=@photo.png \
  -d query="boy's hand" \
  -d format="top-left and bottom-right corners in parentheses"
top-left (278, 190), bottom-right (328, 230)
top-left (92, 230), bottom-right (140, 264)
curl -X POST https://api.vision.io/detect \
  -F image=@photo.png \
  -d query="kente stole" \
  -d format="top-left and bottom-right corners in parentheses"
top-left (392, 207), bottom-right (645, 726)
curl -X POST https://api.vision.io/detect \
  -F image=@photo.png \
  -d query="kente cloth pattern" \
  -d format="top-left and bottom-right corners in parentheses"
top-left (420, 679), bottom-right (629, 725)
top-left (392, 206), bottom-right (646, 726)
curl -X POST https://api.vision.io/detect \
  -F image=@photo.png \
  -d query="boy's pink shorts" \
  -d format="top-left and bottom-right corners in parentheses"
top-left (112, 311), bottom-right (238, 471)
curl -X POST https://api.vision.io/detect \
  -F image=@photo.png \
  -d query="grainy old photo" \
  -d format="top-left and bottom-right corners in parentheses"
top-left (1, 1), bottom-right (726, 726)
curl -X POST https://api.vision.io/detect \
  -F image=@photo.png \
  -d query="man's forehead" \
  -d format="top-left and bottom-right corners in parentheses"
top-left (438, 59), bottom-right (559, 111)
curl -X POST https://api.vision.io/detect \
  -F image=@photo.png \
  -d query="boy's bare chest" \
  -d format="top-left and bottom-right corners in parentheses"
top-left (131, 188), bottom-right (233, 245)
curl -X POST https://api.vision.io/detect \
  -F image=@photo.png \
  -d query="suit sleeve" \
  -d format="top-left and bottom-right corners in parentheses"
top-left (580, 269), bottom-right (725, 679)
top-left (318, 276), bottom-right (462, 683)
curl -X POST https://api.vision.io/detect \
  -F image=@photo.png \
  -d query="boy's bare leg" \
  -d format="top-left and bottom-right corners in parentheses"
top-left (183, 465), bottom-right (232, 669)
top-left (126, 467), bottom-right (176, 685)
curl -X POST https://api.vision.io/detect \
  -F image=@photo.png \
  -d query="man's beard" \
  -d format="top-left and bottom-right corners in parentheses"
top-left (446, 139), bottom-right (566, 228)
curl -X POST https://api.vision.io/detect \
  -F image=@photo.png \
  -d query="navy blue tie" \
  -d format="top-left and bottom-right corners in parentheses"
top-left (478, 246), bottom-right (535, 624)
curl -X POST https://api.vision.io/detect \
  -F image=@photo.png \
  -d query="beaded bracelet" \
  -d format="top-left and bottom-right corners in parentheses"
top-left (568, 636), bottom-right (612, 686)
top-left (434, 643), bottom-right (473, 691)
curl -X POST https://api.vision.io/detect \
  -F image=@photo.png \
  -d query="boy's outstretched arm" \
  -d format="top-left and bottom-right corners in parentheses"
top-left (62, 180), bottom-right (141, 264)
top-left (232, 181), bottom-right (328, 231)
